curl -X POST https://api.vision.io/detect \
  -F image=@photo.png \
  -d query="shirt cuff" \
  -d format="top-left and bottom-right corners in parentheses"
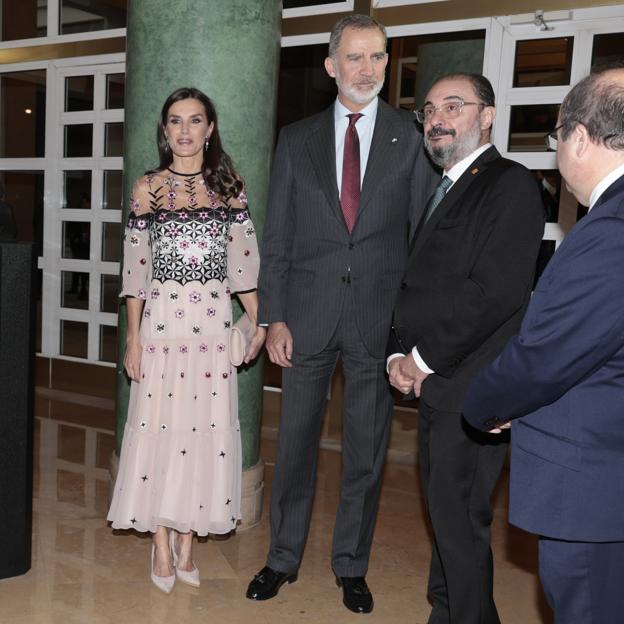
top-left (386, 352), bottom-right (404, 374)
top-left (411, 347), bottom-right (435, 374)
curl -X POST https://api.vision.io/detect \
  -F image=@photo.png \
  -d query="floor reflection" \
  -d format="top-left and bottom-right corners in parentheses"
top-left (0, 393), bottom-right (551, 624)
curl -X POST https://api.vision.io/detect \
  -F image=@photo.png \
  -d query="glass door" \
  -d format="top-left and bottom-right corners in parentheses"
top-left (41, 60), bottom-right (124, 365)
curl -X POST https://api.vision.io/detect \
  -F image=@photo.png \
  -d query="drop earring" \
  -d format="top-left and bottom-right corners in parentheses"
top-left (204, 137), bottom-right (210, 151)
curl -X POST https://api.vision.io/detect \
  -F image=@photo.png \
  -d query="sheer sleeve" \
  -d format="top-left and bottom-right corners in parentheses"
top-left (119, 176), bottom-right (154, 299)
top-left (227, 188), bottom-right (259, 293)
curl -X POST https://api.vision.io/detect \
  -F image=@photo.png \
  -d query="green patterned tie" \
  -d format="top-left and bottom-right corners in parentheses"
top-left (424, 175), bottom-right (452, 223)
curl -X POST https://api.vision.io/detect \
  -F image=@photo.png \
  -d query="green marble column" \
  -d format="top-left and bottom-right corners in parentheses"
top-left (115, 0), bottom-right (281, 525)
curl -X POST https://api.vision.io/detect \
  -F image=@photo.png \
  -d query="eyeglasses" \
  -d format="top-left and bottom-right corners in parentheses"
top-left (544, 125), bottom-right (563, 151)
top-left (415, 99), bottom-right (487, 124)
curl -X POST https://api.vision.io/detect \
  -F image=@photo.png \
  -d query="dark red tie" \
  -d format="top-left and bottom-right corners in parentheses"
top-left (341, 113), bottom-right (363, 232)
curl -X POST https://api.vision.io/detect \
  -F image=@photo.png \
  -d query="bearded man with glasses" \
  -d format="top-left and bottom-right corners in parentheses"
top-left (388, 73), bottom-right (546, 624)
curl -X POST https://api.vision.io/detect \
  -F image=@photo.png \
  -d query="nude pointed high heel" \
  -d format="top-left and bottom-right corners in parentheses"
top-left (169, 530), bottom-right (200, 587)
top-left (150, 543), bottom-right (175, 594)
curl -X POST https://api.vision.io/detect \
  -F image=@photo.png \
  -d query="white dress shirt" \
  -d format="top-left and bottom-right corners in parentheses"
top-left (387, 143), bottom-right (492, 374)
top-left (588, 161), bottom-right (624, 211)
top-left (334, 97), bottom-right (379, 195)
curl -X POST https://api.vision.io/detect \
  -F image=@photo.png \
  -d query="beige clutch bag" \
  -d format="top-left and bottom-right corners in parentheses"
top-left (229, 313), bottom-right (255, 366)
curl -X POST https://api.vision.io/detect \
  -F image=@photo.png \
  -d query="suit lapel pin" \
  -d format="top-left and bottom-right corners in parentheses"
top-left (392, 137), bottom-right (398, 143)
top-left (471, 167), bottom-right (480, 175)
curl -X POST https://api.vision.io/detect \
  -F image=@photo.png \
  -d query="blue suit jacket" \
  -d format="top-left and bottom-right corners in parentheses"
top-left (463, 172), bottom-right (624, 542)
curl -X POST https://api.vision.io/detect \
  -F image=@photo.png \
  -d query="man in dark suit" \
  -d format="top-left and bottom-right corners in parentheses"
top-left (464, 66), bottom-right (624, 624)
top-left (388, 73), bottom-right (545, 624)
top-left (246, 14), bottom-right (436, 614)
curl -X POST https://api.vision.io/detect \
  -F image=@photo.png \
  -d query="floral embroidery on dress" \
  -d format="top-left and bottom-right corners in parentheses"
top-left (124, 176), bottom-right (253, 288)
top-left (149, 207), bottom-right (230, 285)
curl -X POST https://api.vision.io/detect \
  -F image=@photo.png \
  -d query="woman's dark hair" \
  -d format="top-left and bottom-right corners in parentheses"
top-left (153, 87), bottom-right (243, 199)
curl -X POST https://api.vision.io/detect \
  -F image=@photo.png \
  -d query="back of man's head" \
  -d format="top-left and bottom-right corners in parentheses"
top-left (559, 62), bottom-right (624, 150)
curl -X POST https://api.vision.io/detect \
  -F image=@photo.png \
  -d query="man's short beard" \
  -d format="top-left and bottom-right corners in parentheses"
top-left (425, 121), bottom-right (483, 169)
top-left (335, 70), bottom-right (384, 106)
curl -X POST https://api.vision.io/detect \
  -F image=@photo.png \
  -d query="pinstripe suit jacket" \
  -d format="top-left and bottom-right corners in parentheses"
top-left (257, 99), bottom-right (437, 358)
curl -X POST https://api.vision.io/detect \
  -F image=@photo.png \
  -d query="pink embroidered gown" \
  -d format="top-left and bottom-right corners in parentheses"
top-left (107, 171), bottom-right (259, 535)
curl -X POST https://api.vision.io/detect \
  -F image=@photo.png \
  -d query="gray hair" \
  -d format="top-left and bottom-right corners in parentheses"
top-left (559, 62), bottom-right (624, 151)
top-left (328, 14), bottom-right (386, 58)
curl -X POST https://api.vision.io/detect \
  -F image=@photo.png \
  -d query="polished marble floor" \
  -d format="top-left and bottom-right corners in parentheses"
top-left (0, 392), bottom-right (552, 624)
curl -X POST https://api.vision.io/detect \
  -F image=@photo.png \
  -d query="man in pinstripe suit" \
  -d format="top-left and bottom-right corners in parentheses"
top-left (246, 14), bottom-right (436, 614)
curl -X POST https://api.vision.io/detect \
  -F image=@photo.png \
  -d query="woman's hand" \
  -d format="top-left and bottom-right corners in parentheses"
top-left (124, 339), bottom-right (143, 382)
top-left (244, 326), bottom-right (266, 364)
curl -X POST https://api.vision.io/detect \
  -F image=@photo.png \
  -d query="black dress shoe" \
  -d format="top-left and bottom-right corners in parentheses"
top-left (246, 565), bottom-right (298, 600)
top-left (336, 576), bottom-right (374, 613)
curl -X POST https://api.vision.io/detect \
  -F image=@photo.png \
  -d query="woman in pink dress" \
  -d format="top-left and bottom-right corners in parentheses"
top-left (107, 87), bottom-right (265, 593)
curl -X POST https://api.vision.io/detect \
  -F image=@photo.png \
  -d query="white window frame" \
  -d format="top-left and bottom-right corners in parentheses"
top-left (492, 5), bottom-right (624, 245)
top-left (46, 56), bottom-right (125, 365)
top-left (283, 1), bottom-right (353, 19)
top-left (396, 55), bottom-right (419, 109)
top-left (0, 52), bottom-right (124, 366)
top-left (1, 1), bottom-right (128, 366)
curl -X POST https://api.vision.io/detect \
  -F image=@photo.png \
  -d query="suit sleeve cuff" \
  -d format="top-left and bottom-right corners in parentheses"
top-left (412, 347), bottom-right (435, 374)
